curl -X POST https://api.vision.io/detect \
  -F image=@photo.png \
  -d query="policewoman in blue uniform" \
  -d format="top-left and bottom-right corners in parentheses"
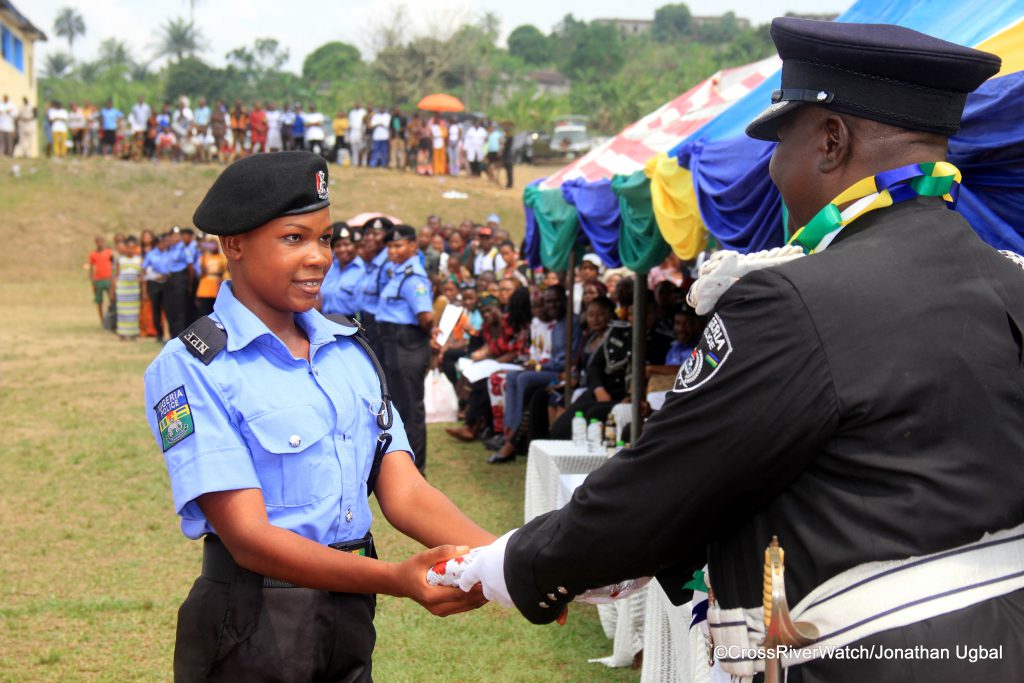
top-left (163, 226), bottom-right (194, 337)
top-left (375, 225), bottom-right (434, 473)
top-left (320, 222), bottom-right (365, 317)
top-left (144, 151), bottom-right (492, 682)
top-left (356, 217), bottom-right (393, 355)
top-left (459, 19), bottom-right (1024, 682)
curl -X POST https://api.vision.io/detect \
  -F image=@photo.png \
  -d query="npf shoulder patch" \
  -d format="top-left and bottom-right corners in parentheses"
top-left (673, 314), bottom-right (733, 393)
top-left (154, 386), bottom-right (195, 452)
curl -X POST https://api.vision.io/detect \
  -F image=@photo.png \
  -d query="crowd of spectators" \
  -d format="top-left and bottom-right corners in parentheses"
top-left (24, 94), bottom-right (517, 187)
top-left (88, 210), bottom-right (707, 463)
top-left (397, 215), bottom-right (708, 464)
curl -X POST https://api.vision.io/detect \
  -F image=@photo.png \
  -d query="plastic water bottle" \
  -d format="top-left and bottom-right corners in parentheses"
top-left (587, 419), bottom-right (603, 453)
top-left (571, 411), bottom-right (587, 447)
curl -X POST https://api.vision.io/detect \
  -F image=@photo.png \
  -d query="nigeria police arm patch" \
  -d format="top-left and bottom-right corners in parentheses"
top-left (154, 386), bottom-right (195, 452)
top-left (673, 314), bottom-right (733, 393)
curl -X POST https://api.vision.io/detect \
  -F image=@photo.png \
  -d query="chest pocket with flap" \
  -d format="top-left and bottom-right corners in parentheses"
top-left (245, 405), bottom-right (336, 507)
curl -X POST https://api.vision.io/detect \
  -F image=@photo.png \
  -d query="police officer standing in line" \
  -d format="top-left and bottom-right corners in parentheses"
top-left (162, 225), bottom-right (194, 337)
top-left (376, 225), bottom-right (435, 473)
top-left (144, 151), bottom-right (491, 681)
top-left (458, 19), bottom-right (1024, 682)
top-left (321, 222), bottom-right (366, 317)
top-left (356, 217), bottom-right (393, 354)
top-left (141, 231), bottom-right (172, 343)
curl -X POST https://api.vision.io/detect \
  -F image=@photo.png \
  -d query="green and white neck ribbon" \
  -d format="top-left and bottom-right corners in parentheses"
top-left (788, 161), bottom-right (962, 254)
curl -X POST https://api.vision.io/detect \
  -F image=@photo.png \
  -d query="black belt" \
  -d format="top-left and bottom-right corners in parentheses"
top-left (202, 533), bottom-right (376, 588)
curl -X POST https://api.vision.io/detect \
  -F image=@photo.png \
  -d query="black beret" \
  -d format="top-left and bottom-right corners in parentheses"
top-left (193, 151), bottom-right (330, 236)
top-left (384, 224), bottom-right (417, 244)
top-left (331, 222), bottom-right (364, 244)
top-left (747, 18), bottom-right (1001, 141)
top-left (362, 216), bottom-right (394, 232)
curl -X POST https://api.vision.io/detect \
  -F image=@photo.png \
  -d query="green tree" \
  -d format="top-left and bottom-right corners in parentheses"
top-left (43, 52), bottom-right (73, 78)
top-left (98, 38), bottom-right (133, 74)
top-left (302, 41), bottom-right (362, 84)
top-left (164, 56), bottom-right (227, 102)
top-left (52, 7), bottom-right (86, 57)
top-left (652, 3), bottom-right (692, 42)
top-left (507, 25), bottom-right (551, 66)
top-left (564, 23), bottom-right (623, 80)
top-left (549, 14), bottom-right (588, 66)
top-left (152, 17), bottom-right (205, 63)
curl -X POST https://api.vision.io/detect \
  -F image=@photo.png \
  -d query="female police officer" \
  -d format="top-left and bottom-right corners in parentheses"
top-left (144, 151), bottom-right (492, 681)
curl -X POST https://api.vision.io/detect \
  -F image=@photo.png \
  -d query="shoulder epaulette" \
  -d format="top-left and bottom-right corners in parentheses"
top-left (178, 316), bottom-right (227, 365)
top-left (324, 313), bottom-right (362, 332)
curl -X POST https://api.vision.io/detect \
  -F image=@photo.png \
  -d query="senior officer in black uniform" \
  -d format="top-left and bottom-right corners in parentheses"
top-left (376, 225), bottom-right (435, 473)
top-left (459, 19), bottom-right (1024, 682)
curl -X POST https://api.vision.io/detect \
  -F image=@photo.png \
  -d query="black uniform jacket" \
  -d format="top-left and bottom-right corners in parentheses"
top-left (505, 197), bottom-right (1024, 681)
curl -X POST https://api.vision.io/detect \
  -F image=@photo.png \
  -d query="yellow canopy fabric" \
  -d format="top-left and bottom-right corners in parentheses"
top-left (646, 153), bottom-right (707, 260)
top-left (977, 19), bottom-right (1024, 76)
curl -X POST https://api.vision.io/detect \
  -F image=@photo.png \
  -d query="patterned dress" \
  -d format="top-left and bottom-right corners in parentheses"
top-left (115, 254), bottom-right (142, 337)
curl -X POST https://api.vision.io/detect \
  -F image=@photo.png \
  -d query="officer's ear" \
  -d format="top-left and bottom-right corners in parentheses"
top-left (819, 114), bottom-right (852, 174)
top-left (221, 234), bottom-right (244, 262)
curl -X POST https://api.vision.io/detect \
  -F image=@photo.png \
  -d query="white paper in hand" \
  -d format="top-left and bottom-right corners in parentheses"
top-left (435, 304), bottom-right (465, 346)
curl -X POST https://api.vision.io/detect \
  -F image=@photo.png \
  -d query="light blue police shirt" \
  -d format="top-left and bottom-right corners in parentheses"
top-left (165, 241), bottom-right (193, 274)
top-left (143, 282), bottom-right (413, 543)
top-left (142, 248), bottom-right (171, 275)
top-left (360, 249), bottom-right (391, 316)
top-left (322, 256), bottom-right (365, 317)
top-left (375, 256), bottom-right (433, 325)
top-left (189, 242), bottom-right (201, 272)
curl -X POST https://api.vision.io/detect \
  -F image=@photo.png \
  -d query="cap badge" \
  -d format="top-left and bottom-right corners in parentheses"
top-left (340, 228), bottom-right (350, 239)
top-left (315, 170), bottom-right (328, 200)
top-left (392, 230), bottom-right (401, 241)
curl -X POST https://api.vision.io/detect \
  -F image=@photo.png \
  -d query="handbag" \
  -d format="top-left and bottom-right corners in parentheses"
top-left (424, 369), bottom-right (459, 423)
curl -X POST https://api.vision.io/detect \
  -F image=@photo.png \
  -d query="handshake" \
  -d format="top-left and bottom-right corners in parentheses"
top-left (426, 530), bottom-right (649, 613)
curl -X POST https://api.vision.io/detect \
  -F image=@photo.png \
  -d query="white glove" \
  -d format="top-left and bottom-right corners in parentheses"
top-left (456, 529), bottom-right (518, 608)
top-left (687, 246), bottom-right (804, 315)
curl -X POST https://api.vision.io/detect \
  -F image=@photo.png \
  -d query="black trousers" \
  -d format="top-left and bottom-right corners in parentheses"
top-left (148, 280), bottom-right (167, 340)
top-left (165, 270), bottom-right (191, 337)
top-left (174, 571), bottom-right (375, 682)
top-left (377, 322), bottom-right (430, 472)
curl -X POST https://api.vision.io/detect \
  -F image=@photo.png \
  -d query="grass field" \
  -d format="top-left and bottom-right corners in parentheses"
top-left (0, 158), bottom-right (636, 681)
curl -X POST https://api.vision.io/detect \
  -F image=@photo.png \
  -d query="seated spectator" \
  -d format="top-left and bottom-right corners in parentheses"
top-left (487, 285), bottom-right (578, 463)
top-left (549, 296), bottom-right (630, 439)
top-left (445, 286), bottom-right (529, 442)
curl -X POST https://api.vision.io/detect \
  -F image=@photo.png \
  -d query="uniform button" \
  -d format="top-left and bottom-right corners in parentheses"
top-left (557, 586), bottom-right (569, 594)
top-left (345, 508), bottom-right (354, 522)
top-left (289, 435), bottom-right (301, 447)
top-left (311, 365), bottom-right (318, 376)
top-left (547, 593), bottom-right (558, 601)
top-left (539, 601), bottom-right (549, 609)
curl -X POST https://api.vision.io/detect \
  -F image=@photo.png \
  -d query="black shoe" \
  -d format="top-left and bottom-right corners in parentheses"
top-left (482, 435), bottom-right (505, 450)
top-left (487, 451), bottom-right (516, 464)
top-left (478, 426), bottom-right (494, 441)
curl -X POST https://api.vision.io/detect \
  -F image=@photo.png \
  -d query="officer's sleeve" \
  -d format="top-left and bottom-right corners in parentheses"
top-left (383, 399), bottom-right (414, 458)
top-left (503, 269), bottom-right (839, 623)
top-left (144, 347), bottom-right (261, 528)
top-left (403, 274), bottom-right (434, 315)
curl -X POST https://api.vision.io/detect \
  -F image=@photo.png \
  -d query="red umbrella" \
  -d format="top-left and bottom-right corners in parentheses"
top-left (417, 93), bottom-right (465, 113)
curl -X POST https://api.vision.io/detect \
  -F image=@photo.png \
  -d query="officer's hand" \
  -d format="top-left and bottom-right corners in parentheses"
top-left (394, 545), bottom-right (488, 617)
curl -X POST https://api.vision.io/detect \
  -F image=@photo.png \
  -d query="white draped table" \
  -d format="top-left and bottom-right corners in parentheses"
top-left (523, 439), bottom-right (708, 681)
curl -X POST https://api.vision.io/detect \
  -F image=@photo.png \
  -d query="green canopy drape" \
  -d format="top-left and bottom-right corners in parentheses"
top-left (523, 184), bottom-right (581, 272)
top-left (612, 171), bottom-right (670, 273)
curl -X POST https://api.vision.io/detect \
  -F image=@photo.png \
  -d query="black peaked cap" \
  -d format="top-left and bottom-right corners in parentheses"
top-left (747, 18), bottom-right (1001, 141)
top-left (193, 151), bottom-right (331, 236)
top-left (384, 224), bottom-right (417, 244)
